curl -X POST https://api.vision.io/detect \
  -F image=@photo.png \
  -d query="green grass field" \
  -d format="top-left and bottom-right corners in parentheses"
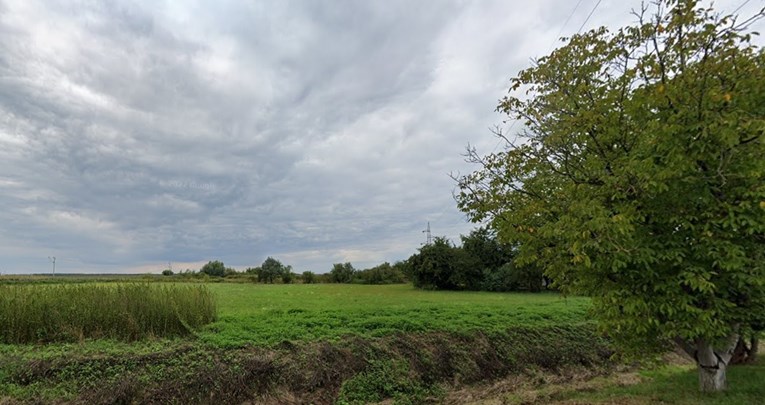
top-left (200, 283), bottom-right (590, 347)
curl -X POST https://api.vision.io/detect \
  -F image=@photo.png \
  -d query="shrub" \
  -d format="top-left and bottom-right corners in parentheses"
top-left (161, 269), bottom-right (174, 276)
top-left (281, 267), bottom-right (294, 284)
top-left (302, 271), bottom-right (316, 284)
top-left (329, 262), bottom-right (355, 283)
top-left (354, 262), bottom-right (407, 284)
top-left (0, 283), bottom-right (217, 344)
top-left (201, 260), bottom-right (226, 277)
top-left (481, 263), bottom-right (517, 292)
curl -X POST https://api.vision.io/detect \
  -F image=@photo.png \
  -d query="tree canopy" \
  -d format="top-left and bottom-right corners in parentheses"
top-left (200, 260), bottom-right (226, 277)
top-left (329, 262), bottom-right (356, 283)
top-left (455, 0), bottom-right (765, 392)
top-left (259, 257), bottom-right (288, 284)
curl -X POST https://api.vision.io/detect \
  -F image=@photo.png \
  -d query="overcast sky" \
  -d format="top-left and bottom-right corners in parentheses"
top-left (1, 0), bottom-right (762, 274)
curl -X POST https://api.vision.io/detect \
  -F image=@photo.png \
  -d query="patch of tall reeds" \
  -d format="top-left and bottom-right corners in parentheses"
top-left (0, 283), bottom-right (216, 344)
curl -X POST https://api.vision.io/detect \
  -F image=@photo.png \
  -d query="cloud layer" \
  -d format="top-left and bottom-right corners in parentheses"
top-left (1, 0), bottom-right (761, 273)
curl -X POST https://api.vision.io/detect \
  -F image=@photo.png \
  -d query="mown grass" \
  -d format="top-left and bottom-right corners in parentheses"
top-left (0, 283), bottom-right (216, 343)
top-left (199, 283), bottom-right (591, 347)
top-left (556, 356), bottom-right (765, 405)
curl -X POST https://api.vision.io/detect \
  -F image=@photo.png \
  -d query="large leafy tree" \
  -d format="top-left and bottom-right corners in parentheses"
top-left (408, 237), bottom-right (481, 290)
top-left (200, 260), bottom-right (226, 277)
top-left (260, 257), bottom-right (287, 284)
top-left (329, 262), bottom-right (356, 283)
top-left (455, 0), bottom-right (764, 392)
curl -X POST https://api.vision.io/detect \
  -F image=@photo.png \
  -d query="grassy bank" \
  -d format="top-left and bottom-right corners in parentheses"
top-left (562, 356), bottom-right (765, 405)
top-left (451, 355), bottom-right (765, 405)
top-left (0, 325), bottom-right (613, 404)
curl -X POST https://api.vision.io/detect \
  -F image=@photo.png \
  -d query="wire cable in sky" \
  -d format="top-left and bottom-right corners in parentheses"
top-left (577, 0), bottom-right (603, 34)
top-left (547, 0), bottom-right (586, 53)
top-left (490, 119), bottom-right (519, 153)
top-left (732, 0), bottom-right (752, 15)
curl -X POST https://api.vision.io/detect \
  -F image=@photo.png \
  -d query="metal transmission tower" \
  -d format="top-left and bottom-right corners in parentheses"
top-left (422, 222), bottom-right (432, 245)
top-left (48, 256), bottom-right (56, 276)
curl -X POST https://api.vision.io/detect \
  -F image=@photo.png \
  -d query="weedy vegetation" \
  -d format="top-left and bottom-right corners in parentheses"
top-left (0, 283), bottom-right (216, 343)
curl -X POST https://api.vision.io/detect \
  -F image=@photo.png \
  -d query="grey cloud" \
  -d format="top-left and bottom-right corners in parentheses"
top-left (1, 0), bottom-right (759, 273)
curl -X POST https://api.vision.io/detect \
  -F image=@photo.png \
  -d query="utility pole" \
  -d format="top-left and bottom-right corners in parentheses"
top-left (48, 256), bottom-right (56, 276)
top-left (422, 222), bottom-right (432, 245)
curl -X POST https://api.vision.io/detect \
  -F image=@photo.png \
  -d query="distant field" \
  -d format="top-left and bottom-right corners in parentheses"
top-left (200, 283), bottom-right (591, 347)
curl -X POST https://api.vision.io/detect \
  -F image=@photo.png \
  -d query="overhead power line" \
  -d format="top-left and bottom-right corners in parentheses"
top-left (577, 0), bottom-right (603, 34)
top-left (548, 0), bottom-right (586, 53)
top-left (732, 0), bottom-right (752, 15)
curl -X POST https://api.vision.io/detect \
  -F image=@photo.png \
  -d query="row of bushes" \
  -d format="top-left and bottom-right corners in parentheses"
top-left (327, 262), bottom-right (407, 284)
top-left (165, 258), bottom-right (409, 285)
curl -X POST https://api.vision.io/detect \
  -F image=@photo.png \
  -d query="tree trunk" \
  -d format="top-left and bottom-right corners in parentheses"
top-left (730, 335), bottom-right (756, 364)
top-left (751, 336), bottom-right (759, 361)
top-left (695, 333), bottom-right (739, 393)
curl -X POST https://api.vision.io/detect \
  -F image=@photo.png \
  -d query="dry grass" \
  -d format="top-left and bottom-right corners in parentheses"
top-left (440, 365), bottom-right (642, 405)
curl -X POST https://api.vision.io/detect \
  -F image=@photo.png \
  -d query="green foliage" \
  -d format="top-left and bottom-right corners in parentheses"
top-left (461, 227), bottom-right (512, 272)
top-left (408, 237), bottom-right (482, 290)
top-left (563, 357), bottom-right (765, 405)
top-left (161, 269), bottom-right (174, 276)
top-left (482, 262), bottom-right (518, 292)
top-left (337, 359), bottom-right (434, 404)
top-left (259, 257), bottom-right (288, 284)
top-left (456, 0), bottom-right (765, 362)
top-left (200, 260), bottom-right (226, 277)
top-left (481, 262), bottom-right (546, 293)
top-left (330, 262), bottom-right (356, 283)
top-left (0, 283), bottom-right (216, 343)
top-left (199, 283), bottom-right (588, 348)
top-left (301, 271), bottom-right (316, 284)
top-left (281, 266), bottom-right (294, 284)
top-left (354, 262), bottom-right (407, 285)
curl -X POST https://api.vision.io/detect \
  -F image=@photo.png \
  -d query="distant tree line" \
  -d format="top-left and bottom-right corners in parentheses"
top-left (327, 261), bottom-right (408, 284)
top-left (160, 257), bottom-right (408, 285)
top-left (158, 227), bottom-right (543, 292)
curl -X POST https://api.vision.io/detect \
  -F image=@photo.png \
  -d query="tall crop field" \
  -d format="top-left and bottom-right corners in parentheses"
top-left (0, 283), bottom-right (216, 343)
